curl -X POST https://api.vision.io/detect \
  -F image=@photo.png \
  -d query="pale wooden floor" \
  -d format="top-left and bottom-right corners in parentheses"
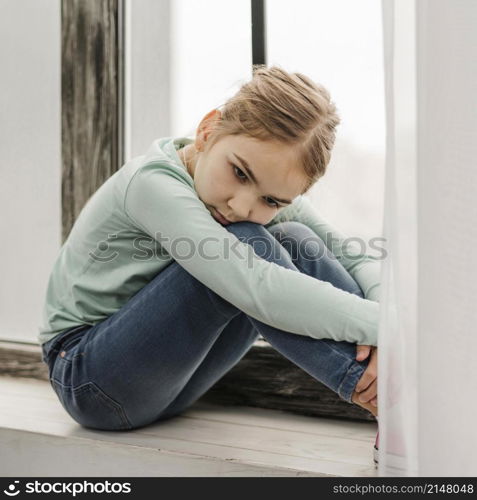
top-left (0, 376), bottom-right (378, 477)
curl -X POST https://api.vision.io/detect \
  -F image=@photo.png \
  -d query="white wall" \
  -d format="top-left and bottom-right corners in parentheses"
top-left (125, 0), bottom-right (173, 160)
top-left (416, 0), bottom-right (477, 476)
top-left (380, 0), bottom-right (477, 476)
top-left (0, 0), bottom-right (61, 343)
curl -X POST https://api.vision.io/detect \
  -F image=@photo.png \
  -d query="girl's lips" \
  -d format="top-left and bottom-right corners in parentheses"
top-left (213, 208), bottom-right (231, 225)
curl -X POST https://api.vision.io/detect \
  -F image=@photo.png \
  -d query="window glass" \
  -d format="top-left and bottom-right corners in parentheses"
top-left (171, 0), bottom-right (253, 136)
top-left (268, 0), bottom-right (385, 242)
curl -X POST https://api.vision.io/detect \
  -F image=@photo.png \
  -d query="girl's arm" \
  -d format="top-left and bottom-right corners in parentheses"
top-left (124, 161), bottom-right (379, 346)
top-left (265, 195), bottom-right (382, 303)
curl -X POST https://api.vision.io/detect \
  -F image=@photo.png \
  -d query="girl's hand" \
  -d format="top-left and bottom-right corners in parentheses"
top-left (355, 345), bottom-right (378, 407)
top-left (356, 344), bottom-right (373, 362)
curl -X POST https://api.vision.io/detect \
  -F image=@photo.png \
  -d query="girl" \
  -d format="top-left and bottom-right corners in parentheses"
top-left (39, 65), bottom-right (379, 459)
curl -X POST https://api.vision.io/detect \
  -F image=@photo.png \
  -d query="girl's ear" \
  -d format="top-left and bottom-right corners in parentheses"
top-left (195, 109), bottom-right (222, 151)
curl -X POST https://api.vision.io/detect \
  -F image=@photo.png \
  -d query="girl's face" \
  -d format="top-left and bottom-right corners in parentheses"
top-left (179, 111), bottom-right (309, 226)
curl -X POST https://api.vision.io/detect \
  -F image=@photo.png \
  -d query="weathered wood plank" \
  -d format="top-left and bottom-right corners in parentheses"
top-left (200, 340), bottom-right (375, 422)
top-left (0, 342), bottom-right (49, 381)
top-left (61, 0), bottom-right (123, 242)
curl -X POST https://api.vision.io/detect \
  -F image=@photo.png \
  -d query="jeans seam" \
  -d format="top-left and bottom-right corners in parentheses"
top-left (89, 381), bottom-right (133, 430)
top-left (52, 379), bottom-right (133, 430)
top-left (338, 362), bottom-right (366, 403)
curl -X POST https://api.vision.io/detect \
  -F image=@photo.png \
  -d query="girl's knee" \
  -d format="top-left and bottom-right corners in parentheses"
top-left (226, 221), bottom-right (295, 268)
top-left (268, 220), bottom-right (312, 238)
top-left (268, 222), bottom-right (329, 262)
top-left (226, 221), bottom-right (269, 238)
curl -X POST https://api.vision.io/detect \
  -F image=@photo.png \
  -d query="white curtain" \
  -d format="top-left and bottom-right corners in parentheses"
top-left (379, 0), bottom-right (477, 476)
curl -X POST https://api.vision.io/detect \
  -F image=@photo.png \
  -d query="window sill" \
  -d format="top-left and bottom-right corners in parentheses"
top-left (0, 376), bottom-right (378, 477)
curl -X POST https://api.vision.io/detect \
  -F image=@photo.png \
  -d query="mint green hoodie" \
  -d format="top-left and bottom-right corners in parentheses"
top-left (38, 137), bottom-right (381, 346)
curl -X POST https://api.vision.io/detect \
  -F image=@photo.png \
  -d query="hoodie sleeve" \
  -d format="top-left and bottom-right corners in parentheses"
top-left (124, 161), bottom-right (380, 345)
top-left (265, 195), bottom-right (382, 303)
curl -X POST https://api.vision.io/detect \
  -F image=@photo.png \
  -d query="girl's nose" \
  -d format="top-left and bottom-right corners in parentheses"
top-left (227, 194), bottom-right (255, 221)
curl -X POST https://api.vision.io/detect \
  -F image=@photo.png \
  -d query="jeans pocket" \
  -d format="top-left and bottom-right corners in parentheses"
top-left (51, 379), bottom-right (132, 431)
top-left (43, 326), bottom-right (90, 367)
top-left (57, 331), bottom-right (89, 360)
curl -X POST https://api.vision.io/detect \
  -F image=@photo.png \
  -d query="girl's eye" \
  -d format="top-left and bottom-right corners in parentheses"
top-left (232, 164), bottom-right (279, 208)
top-left (233, 165), bottom-right (248, 182)
top-left (264, 197), bottom-right (279, 208)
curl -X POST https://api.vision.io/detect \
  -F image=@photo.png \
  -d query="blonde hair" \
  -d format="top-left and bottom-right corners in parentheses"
top-left (203, 65), bottom-right (341, 194)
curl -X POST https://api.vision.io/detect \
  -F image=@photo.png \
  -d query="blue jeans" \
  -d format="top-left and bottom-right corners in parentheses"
top-left (41, 221), bottom-right (370, 431)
